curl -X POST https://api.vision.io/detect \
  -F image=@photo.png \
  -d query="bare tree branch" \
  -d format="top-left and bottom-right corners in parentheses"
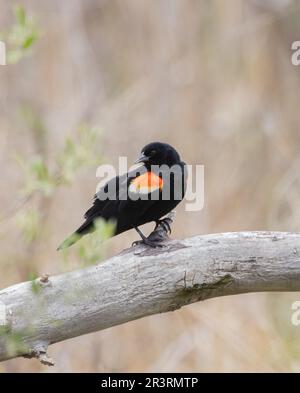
top-left (1, 231), bottom-right (300, 365)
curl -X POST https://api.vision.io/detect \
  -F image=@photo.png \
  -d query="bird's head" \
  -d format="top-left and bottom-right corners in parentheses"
top-left (135, 142), bottom-right (181, 168)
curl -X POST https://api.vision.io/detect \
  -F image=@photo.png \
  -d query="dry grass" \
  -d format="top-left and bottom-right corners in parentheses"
top-left (1, 0), bottom-right (300, 372)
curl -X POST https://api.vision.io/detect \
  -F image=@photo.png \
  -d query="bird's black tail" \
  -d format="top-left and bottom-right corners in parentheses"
top-left (57, 220), bottom-right (93, 250)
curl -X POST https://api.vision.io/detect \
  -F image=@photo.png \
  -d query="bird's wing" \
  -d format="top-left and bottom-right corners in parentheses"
top-left (83, 165), bottom-right (148, 222)
top-left (83, 183), bottom-right (109, 221)
top-left (114, 169), bottom-right (166, 233)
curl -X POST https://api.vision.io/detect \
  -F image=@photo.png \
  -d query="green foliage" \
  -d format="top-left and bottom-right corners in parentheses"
top-left (75, 218), bottom-right (115, 266)
top-left (2, 5), bottom-right (40, 64)
top-left (16, 123), bottom-right (103, 198)
top-left (60, 218), bottom-right (115, 269)
top-left (15, 116), bottom-right (109, 265)
top-left (58, 232), bottom-right (81, 251)
top-left (28, 271), bottom-right (41, 294)
top-left (58, 124), bottom-right (103, 184)
top-left (16, 208), bottom-right (41, 243)
top-left (16, 154), bottom-right (56, 197)
top-left (2, 1), bottom-right (107, 260)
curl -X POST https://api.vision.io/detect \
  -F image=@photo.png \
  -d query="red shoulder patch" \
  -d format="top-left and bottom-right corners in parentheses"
top-left (129, 172), bottom-right (163, 194)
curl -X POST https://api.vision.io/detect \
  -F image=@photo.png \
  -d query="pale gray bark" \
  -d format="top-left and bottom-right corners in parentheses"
top-left (0, 231), bottom-right (300, 365)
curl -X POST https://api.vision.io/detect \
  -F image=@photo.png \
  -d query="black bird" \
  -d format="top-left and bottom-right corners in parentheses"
top-left (58, 142), bottom-right (187, 249)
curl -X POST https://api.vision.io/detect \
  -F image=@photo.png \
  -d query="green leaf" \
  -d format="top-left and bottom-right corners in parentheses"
top-left (22, 32), bottom-right (37, 49)
top-left (28, 271), bottom-right (41, 295)
top-left (4, 4), bottom-right (40, 64)
top-left (14, 5), bottom-right (26, 26)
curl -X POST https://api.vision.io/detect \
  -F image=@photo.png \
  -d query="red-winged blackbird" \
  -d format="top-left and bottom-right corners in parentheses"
top-left (58, 142), bottom-right (187, 249)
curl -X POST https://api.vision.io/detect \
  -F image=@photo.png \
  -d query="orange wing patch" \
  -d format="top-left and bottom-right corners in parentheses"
top-left (129, 172), bottom-right (163, 194)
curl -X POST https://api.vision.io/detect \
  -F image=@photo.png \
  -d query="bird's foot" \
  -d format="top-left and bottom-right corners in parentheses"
top-left (154, 217), bottom-right (172, 234)
top-left (132, 238), bottom-right (166, 248)
top-left (132, 211), bottom-right (176, 248)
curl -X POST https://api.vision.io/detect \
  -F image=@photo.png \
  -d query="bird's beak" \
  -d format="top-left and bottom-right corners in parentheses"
top-left (134, 152), bottom-right (149, 164)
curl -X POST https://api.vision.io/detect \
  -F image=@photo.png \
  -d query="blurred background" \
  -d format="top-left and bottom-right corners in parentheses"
top-left (1, 0), bottom-right (300, 372)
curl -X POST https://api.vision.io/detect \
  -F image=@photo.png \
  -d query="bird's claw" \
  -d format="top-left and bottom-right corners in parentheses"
top-left (132, 212), bottom-right (175, 249)
top-left (155, 218), bottom-right (172, 234)
top-left (132, 239), bottom-right (166, 248)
